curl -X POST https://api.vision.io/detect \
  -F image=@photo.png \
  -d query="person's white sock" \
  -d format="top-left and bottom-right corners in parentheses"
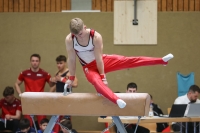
top-left (162, 53), bottom-right (174, 62)
top-left (117, 99), bottom-right (126, 108)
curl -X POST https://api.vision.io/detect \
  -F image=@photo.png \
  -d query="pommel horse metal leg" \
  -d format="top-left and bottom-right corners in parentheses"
top-left (57, 122), bottom-right (72, 133)
top-left (101, 122), bottom-right (115, 133)
top-left (44, 115), bottom-right (59, 133)
top-left (185, 122), bottom-right (188, 133)
top-left (194, 122), bottom-right (196, 133)
top-left (111, 116), bottom-right (141, 133)
top-left (30, 115), bottom-right (38, 133)
top-left (112, 116), bottom-right (127, 133)
top-left (134, 116), bottom-right (141, 133)
top-left (180, 122), bottom-right (182, 133)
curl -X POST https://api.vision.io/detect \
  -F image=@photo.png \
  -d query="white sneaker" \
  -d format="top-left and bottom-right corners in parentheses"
top-left (162, 53), bottom-right (174, 62)
top-left (117, 99), bottom-right (126, 108)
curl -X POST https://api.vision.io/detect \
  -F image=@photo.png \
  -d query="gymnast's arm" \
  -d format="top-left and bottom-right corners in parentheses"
top-left (14, 79), bottom-right (23, 95)
top-left (65, 34), bottom-right (76, 80)
top-left (93, 32), bottom-right (105, 75)
top-left (93, 32), bottom-right (107, 85)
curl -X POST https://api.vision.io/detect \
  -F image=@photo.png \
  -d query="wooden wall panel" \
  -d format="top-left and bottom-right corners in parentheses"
top-left (40, 0), bottom-right (45, 12)
top-left (24, 0), bottom-right (30, 12)
top-left (3, 0), bottom-right (8, 12)
top-left (195, 0), bottom-right (200, 11)
top-left (114, 0), bottom-right (157, 44)
top-left (102, 0), bottom-right (107, 12)
top-left (35, 0), bottom-right (40, 12)
top-left (162, 0), bottom-right (167, 11)
top-left (92, 0), bottom-right (114, 11)
top-left (66, 0), bottom-right (71, 10)
top-left (0, 0), bottom-right (200, 12)
top-left (95, 0), bottom-right (101, 10)
top-left (56, 0), bottom-right (61, 12)
top-left (107, 0), bottom-right (112, 11)
top-left (46, 0), bottom-right (50, 12)
top-left (0, 0), bottom-right (71, 12)
top-left (9, 0), bottom-right (13, 12)
top-left (189, 0), bottom-right (195, 11)
top-left (184, 0), bottom-right (189, 11)
top-left (19, 0), bottom-right (24, 12)
top-left (0, 0), bottom-right (3, 12)
top-left (50, 0), bottom-right (55, 12)
top-left (173, 0), bottom-right (178, 11)
top-left (167, 0), bottom-right (173, 11)
top-left (61, 0), bottom-right (67, 10)
top-left (29, 0), bottom-right (34, 12)
top-left (178, 0), bottom-right (184, 11)
top-left (158, 0), bottom-right (162, 11)
top-left (111, 0), bottom-right (113, 11)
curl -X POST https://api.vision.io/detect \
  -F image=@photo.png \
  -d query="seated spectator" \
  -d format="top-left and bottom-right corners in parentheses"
top-left (149, 94), bottom-right (169, 132)
top-left (123, 82), bottom-right (150, 133)
top-left (172, 85), bottom-right (200, 132)
top-left (59, 118), bottom-right (78, 133)
top-left (0, 86), bottom-right (22, 132)
top-left (16, 118), bottom-right (36, 133)
top-left (38, 118), bottom-right (55, 133)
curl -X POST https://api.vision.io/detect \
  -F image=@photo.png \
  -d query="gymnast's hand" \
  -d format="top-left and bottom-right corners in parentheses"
top-left (64, 76), bottom-right (75, 87)
top-left (102, 79), bottom-right (108, 86)
top-left (100, 74), bottom-right (108, 86)
top-left (66, 79), bottom-right (73, 87)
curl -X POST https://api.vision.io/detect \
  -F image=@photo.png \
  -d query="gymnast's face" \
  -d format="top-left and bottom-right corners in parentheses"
top-left (57, 61), bottom-right (66, 71)
top-left (30, 57), bottom-right (40, 70)
top-left (74, 26), bottom-right (87, 39)
top-left (127, 88), bottom-right (137, 93)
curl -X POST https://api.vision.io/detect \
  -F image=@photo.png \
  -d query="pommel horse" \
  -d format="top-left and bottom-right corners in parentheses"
top-left (21, 85), bottom-right (150, 133)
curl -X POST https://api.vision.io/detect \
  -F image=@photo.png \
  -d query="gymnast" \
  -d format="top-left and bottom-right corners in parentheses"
top-left (63, 18), bottom-right (173, 109)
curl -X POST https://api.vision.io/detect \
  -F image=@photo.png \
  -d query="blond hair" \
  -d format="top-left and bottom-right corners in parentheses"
top-left (69, 18), bottom-right (84, 34)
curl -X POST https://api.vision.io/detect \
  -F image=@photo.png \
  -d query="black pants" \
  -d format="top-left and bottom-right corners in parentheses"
top-left (172, 122), bottom-right (199, 133)
top-left (0, 119), bottom-right (20, 132)
top-left (127, 124), bottom-right (150, 133)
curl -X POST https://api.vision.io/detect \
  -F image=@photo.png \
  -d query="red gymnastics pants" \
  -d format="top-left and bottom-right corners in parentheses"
top-left (82, 54), bottom-right (167, 104)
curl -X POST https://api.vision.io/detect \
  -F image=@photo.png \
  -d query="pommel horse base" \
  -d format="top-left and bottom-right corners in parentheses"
top-left (21, 90), bottom-right (150, 133)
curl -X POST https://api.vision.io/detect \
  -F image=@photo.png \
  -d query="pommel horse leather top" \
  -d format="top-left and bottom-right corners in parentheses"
top-left (21, 92), bottom-right (150, 116)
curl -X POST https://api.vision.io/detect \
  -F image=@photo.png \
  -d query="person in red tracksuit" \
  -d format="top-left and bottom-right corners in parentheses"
top-left (14, 54), bottom-right (54, 127)
top-left (0, 86), bottom-right (22, 132)
top-left (64, 18), bottom-right (174, 109)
